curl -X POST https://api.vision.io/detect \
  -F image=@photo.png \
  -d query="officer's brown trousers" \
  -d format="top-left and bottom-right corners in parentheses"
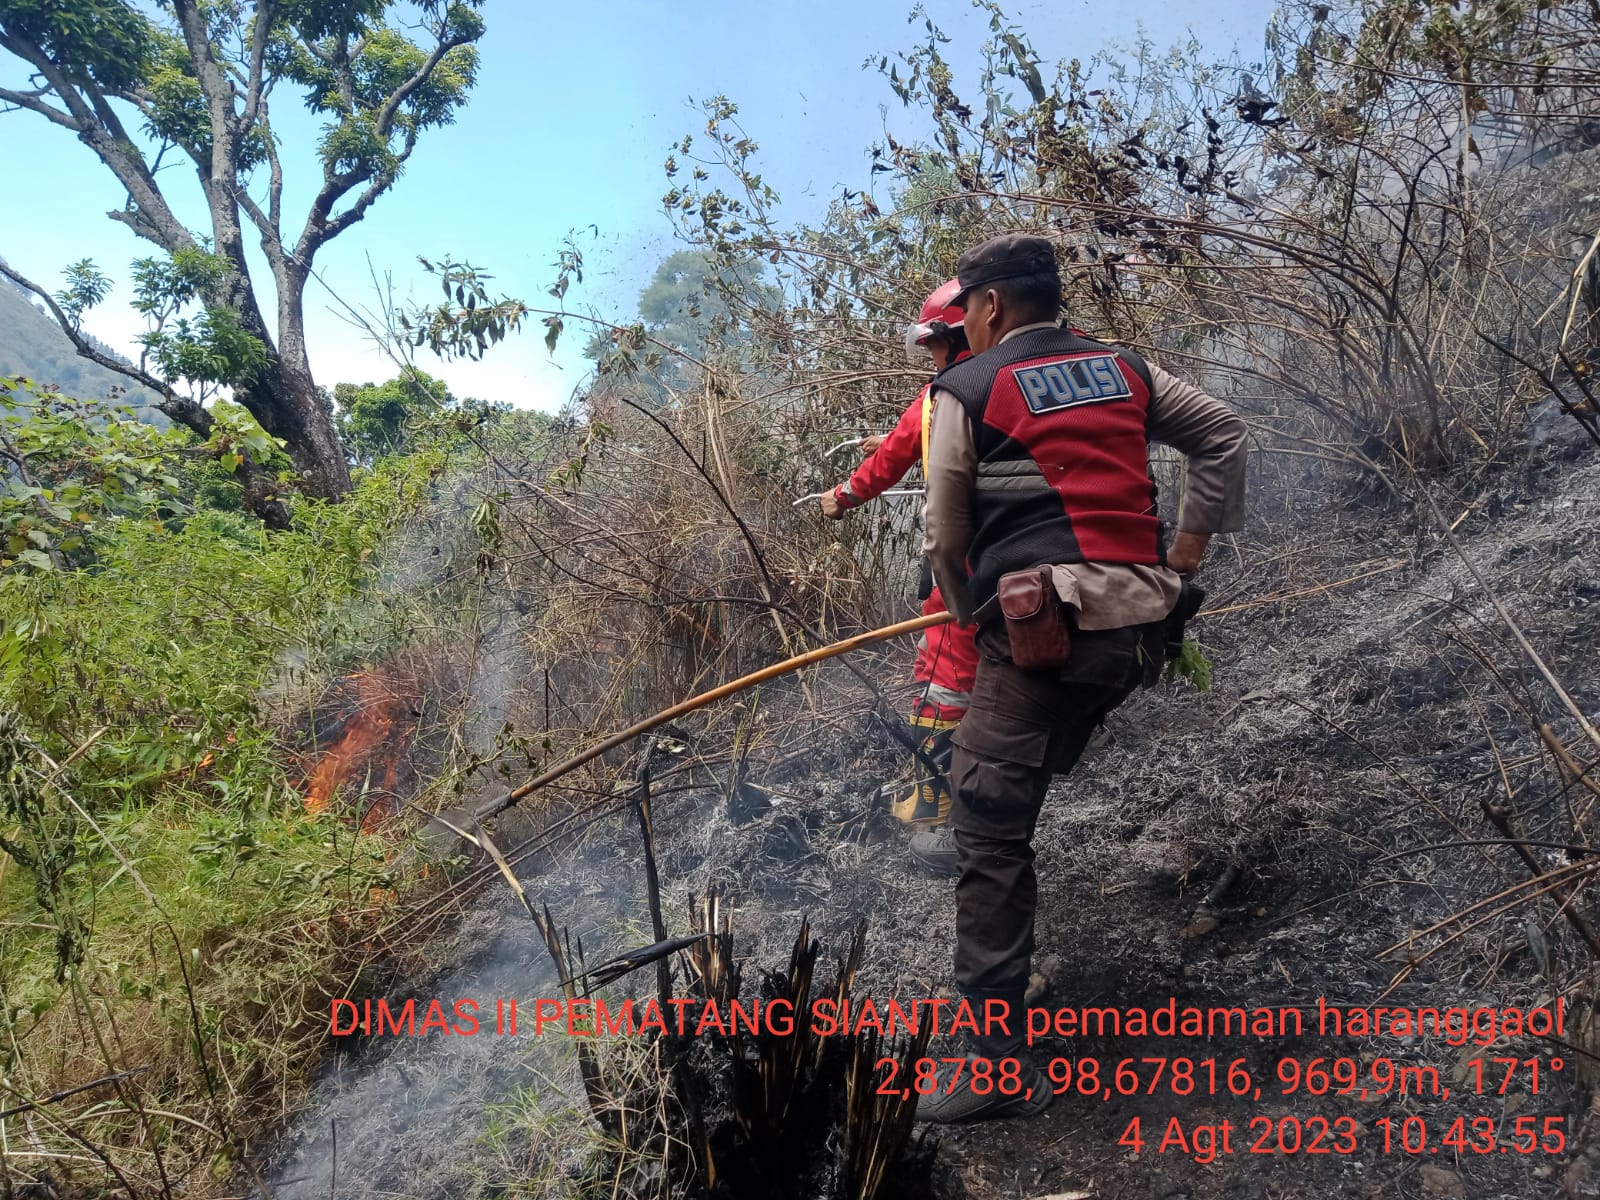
top-left (949, 623), bottom-right (1164, 994)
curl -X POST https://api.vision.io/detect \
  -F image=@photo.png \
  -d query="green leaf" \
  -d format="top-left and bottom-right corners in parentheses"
top-left (1164, 639), bottom-right (1214, 692)
top-left (17, 548), bottom-right (54, 571)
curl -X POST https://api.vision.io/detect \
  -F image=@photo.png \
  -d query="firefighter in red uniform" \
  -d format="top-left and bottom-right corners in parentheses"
top-left (913, 233), bottom-right (1249, 1124)
top-left (819, 280), bottom-right (981, 829)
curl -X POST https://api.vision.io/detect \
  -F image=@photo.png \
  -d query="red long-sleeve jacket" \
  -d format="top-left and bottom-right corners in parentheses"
top-left (834, 385), bottom-right (930, 508)
top-left (828, 380), bottom-right (977, 719)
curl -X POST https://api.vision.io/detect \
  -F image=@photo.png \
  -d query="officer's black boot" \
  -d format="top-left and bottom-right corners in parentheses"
top-left (908, 826), bottom-right (959, 877)
top-left (914, 988), bottom-right (1052, 1124)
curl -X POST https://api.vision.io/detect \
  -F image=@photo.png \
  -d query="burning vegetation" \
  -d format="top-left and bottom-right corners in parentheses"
top-left (295, 665), bottom-right (425, 831)
top-left (9, 0), bottom-right (1600, 1197)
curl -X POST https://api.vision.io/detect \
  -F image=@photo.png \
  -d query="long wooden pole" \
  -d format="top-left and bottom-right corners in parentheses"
top-left (459, 611), bottom-right (956, 824)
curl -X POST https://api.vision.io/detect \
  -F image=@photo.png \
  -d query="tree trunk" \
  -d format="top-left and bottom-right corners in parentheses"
top-left (192, 122), bottom-right (352, 502)
top-left (237, 342), bottom-right (353, 501)
top-left (233, 271), bottom-right (352, 501)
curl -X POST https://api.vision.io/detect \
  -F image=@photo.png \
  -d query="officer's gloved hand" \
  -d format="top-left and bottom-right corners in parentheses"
top-left (1164, 580), bottom-right (1207, 661)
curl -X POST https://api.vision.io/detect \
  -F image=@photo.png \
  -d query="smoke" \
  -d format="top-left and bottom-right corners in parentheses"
top-left (262, 805), bottom-right (654, 1200)
top-left (260, 894), bottom-right (568, 1199)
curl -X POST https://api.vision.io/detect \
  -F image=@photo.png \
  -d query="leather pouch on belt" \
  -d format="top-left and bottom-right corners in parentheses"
top-left (996, 567), bottom-right (1072, 671)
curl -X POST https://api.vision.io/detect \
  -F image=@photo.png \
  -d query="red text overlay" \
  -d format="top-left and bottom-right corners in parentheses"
top-left (329, 995), bottom-right (1564, 1045)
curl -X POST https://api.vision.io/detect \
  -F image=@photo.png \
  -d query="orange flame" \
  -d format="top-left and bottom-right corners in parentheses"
top-left (297, 670), bottom-right (417, 832)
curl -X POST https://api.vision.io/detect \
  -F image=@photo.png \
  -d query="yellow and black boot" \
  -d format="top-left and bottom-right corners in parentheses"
top-left (889, 715), bottom-right (958, 828)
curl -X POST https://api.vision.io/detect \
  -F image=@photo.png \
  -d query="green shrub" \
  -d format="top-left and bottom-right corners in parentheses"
top-left (0, 415), bottom-right (454, 1185)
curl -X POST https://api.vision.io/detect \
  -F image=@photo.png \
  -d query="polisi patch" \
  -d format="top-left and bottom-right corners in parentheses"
top-left (1012, 353), bottom-right (1132, 414)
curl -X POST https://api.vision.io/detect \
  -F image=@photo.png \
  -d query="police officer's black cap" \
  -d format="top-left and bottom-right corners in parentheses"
top-left (952, 233), bottom-right (1059, 305)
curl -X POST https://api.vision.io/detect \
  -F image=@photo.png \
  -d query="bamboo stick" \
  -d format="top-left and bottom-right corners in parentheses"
top-left (1539, 723), bottom-right (1600, 804)
top-left (454, 611), bottom-right (956, 826)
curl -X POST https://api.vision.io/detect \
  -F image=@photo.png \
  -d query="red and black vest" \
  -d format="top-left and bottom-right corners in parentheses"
top-left (935, 326), bottom-right (1165, 608)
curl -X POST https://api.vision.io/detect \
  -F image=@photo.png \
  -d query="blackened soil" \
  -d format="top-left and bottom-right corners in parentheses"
top-left (622, 448), bottom-right (1600, 1200)
top-left (268, 445), bottom-right (1600, 1199)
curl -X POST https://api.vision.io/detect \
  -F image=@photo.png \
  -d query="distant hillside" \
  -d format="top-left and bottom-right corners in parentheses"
top-left (0, 266), bottom-right (168, 425)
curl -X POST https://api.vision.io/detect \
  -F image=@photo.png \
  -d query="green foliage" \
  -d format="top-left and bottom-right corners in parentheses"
top-left (206, 396), bottom-right (293, 474)
top-left (53, 250), bottom-right (272, 398)
top-left (0, 448), bottom-right (433, 807)
top-left (0, 378), bottom-right (295, 579)
top-left (1165, 638), bottom-right (1214, 693)
top-left (0, 377), bottom-right (185, 575)
top-left (0, 267), bottom-right (165, 416)
top-left (0, 1), bottom-right (495, 498)
top-left (141, 31), bottom-right (203, 131)
top-left (634, 249), bottom-right (779, 356)
top-left (0, 710), bottom-right (85, 981)
top-left (576, 249), bottom-right (779, 403)
top-left (131, 246), bottom-right (232, 316)
top-left (0, 438), bottom-right (449, 1181)
top-left (332, 368), bottom-right (452, 462)
top-left (277, 4), bottom-right (483, 177)
top-left (0, 0), bottom-right (153, 90)
top-left (53, 259), bottom-right (109, 332)
top-left (540, 235), bottom-right (589, 353)
top-left (404, 256), bottom-right (530, 360)
top-left (140, 305), bottom-right (269, 392)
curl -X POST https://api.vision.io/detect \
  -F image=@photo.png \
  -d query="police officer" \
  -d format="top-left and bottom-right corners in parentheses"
top-left (914, 233), bottom-right (1248, 1123)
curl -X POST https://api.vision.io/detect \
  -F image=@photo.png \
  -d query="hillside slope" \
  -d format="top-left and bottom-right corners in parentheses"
top-left (633, 430), bottom-right (1600, 1199)
top-left (0, 267), bottom-right (166, 423)
top-left (261, 424), bottom-right (1600, 1199)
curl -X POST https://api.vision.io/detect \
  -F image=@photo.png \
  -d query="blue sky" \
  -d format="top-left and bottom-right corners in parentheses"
top-left (0, 0), bottom-right (1276, 411)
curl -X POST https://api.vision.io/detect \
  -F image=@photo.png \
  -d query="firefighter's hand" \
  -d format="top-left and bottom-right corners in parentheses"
top-left (819, 490), bottom-right (846, 519)
top-left (860, 434), bottom-right (886, 454)
top-left (1167, 531), bottom-right (1211, 576)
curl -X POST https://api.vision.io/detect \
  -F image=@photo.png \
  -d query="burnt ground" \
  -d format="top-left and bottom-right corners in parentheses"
top-left (590, 433), bottom-right (1600, 1199)
top-left (262, 427), bottom-right (1600, 1199)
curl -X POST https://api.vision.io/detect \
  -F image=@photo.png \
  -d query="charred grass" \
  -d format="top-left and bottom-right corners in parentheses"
top-left (436, 442), bottom-right (1600, 1200)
